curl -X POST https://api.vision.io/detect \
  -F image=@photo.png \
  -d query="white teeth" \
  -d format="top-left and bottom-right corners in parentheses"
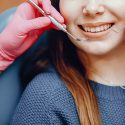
top-left (88, 27), bottom-right (91, 32)
top-left (101, 26), bottom-right (104, 31)
top-left (82, 24), bottom-right (112, 33)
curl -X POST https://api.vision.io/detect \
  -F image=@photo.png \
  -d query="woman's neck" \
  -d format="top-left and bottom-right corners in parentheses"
top-left (79, 44), bottom-right (125, 86)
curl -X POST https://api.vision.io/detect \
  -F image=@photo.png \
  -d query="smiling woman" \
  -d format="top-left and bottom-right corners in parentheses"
top-left (10, 0), bottom-right (125, 125)
top-left (0, 0), bottom-right (25, 13)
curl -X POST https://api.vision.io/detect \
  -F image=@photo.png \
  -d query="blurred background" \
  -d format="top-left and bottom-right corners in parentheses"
top-left (0, 0), bottom-right (25, 13)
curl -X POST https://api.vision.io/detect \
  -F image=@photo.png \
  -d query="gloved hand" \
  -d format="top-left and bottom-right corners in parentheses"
top-left (0, 0), bottom-right (64, 71)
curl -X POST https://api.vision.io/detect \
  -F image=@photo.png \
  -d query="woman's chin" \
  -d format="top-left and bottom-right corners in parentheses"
top-left (77, 43), bottom-right (114, 56)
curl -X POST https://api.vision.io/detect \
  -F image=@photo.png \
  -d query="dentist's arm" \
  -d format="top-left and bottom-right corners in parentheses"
top-left (0, 0), bottom-right (64, 72)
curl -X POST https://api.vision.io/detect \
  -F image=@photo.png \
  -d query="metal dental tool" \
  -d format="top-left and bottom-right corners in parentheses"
top-left (28, 0), bottom-right (87, 41)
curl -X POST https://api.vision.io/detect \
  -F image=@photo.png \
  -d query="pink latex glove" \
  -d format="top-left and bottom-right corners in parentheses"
top-left (0, 0), bottom-right (64, 71)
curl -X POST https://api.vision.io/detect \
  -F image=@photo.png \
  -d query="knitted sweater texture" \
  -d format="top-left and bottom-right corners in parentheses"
top-left (11, 69), bottom-right (125, 125)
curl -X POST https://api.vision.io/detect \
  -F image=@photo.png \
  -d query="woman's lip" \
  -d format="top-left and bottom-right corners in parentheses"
top-left (78, 23), bottom-right (114, 39)
top-left (82, 22), bottom-right (114, 27)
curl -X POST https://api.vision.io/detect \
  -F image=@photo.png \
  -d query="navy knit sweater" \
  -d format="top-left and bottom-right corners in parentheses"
top-left (11, 68), bottom-right (125, 125)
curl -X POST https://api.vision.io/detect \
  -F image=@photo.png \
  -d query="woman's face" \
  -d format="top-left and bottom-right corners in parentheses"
top-left (59, 0), bottom-right (125, 55)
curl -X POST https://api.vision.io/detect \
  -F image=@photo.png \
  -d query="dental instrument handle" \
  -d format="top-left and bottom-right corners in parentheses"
top-left (48, 16), bottom-right (80, 40)
top-left (27, 0), bottom-right (79, 41)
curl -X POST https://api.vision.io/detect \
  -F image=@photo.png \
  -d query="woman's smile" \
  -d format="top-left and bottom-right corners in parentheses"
top-left (60, 0), bottom-right (125, 55)
top-left (78, 22), bottom-right (114, 38)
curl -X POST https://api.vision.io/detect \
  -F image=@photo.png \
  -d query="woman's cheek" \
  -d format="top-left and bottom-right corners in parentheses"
top-left (59, 1), bottom-right (79, 23)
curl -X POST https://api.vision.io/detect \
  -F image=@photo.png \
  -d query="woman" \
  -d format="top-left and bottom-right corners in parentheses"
top-left (12, 0), bottom-right (125, 124)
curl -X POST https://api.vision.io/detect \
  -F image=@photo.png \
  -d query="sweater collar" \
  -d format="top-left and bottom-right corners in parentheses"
top-left (89, 80), bottom-right (125, 100)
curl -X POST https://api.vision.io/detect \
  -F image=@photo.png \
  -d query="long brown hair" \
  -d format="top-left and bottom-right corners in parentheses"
top-left (21, 0), bottom-right (102, 124)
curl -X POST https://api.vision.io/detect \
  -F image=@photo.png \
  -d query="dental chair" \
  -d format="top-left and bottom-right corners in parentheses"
top-left (0, 7), bottom-right (48, 125)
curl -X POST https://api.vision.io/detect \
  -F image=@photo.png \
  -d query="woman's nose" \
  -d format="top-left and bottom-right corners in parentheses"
top-left (82, 0), bottom-right (105, 17)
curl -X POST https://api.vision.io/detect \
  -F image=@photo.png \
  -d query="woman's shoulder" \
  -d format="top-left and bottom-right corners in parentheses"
top-left (29, 67), bottom-right (67, 93)
top-left (24, 67), bottom-right (73, 102)
top-left (12, 67), bottom-right (80, 125)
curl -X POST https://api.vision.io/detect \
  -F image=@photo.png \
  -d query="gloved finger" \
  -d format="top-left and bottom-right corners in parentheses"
top-left (23, 17), bottom-right (51, 34)
top-left (50, 6), bottom-right (64, 24)
top-left (29, 0), bottom-right (52, 14)
top-left (39, 0), bottom-right (52, 14)
top-left (16, 2), bottom-right (37, 19)
top-left (27, 0), bottom-right (64, 24)
top-left (18, 0), bottom-right (52, 18)
top-left (51, 23), bottom-right (67, 30)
